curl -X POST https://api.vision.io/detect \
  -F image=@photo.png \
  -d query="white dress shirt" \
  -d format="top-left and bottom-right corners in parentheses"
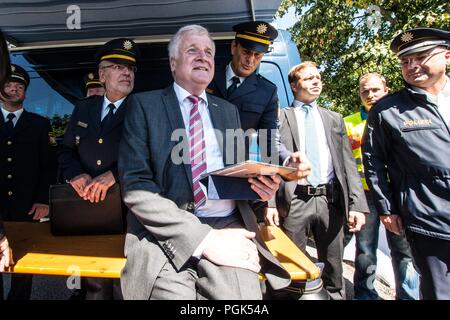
top-left (412, 77), bottom-right (450, 128)
top-left (101, 95), bottom-right (126, 120)
top-left (173, 82), bottom-right (236, 218)
top-left (292, 100), bottom-right (335, 185)
top-left (226, 63), bottom-right (246, 90)
top-left (1, 106), bottom-right (24, 127)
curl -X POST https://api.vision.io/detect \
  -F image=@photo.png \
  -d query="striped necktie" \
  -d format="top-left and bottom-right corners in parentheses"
top-left (187, 95), bottom-right (207, 209)
top-left (302, 104), bottom-right (321, 187)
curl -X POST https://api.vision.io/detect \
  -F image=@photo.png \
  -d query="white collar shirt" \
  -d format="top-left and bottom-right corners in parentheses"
top-left (1, 106), bottom-right (24, 127)
top-left (173, 82), bottom-right (236, 218)
top-left (292, 100), bottom-right (335, 185)
top-left (101, 95), bottom-right (126, 121)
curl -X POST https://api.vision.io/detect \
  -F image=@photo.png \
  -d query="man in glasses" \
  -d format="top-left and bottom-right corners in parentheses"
top-left (362, 27), bottom-right (450, 299)
top-left (59, 38), bottom-right (139, 300)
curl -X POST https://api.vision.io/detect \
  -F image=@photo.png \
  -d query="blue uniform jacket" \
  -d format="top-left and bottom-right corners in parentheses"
top-left (362, 86), bottom-right (450, 240)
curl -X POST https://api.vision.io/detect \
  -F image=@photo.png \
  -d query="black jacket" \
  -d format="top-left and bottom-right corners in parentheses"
top-left (362, 85), bottom-right (450, 240)
top-left (0, 110), bottom-right (52, 221)
top-left (59, 95), bottom-right (129, 181)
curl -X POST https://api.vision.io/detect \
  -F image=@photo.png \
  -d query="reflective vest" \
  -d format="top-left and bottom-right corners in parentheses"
top-left (344, 111), bottom-right (368, 191)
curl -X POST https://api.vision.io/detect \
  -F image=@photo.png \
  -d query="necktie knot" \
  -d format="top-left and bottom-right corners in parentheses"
top-left (6, 113), bottom-right (15, 121)
top-left (187, 95), bottom-right (200, 107)
top-left (107, 103), bottom-right (116, 113)
top-left (301, 104), bottom-right (312, 114)
top-left (227, 76), bottom-right (240, 97)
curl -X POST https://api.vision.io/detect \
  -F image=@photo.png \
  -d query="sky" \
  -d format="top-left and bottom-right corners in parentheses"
top-left (272, 6), bottom-right (298, 30)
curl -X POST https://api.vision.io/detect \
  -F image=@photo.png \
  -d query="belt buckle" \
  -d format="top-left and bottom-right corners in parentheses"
top-left (307, 186), bottom-right (316, 196)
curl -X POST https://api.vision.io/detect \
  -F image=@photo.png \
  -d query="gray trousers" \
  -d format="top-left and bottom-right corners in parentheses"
top-left (149, 213), bottom-right (261, 300)
top-left (282, 190), bottom-right (345, 300)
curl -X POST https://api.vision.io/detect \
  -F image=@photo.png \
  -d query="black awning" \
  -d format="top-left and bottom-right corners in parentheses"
top-left (0, 0), bottom-right (281, 47)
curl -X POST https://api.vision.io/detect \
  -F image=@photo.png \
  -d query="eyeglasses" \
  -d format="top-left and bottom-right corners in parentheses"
top-left (101, 64), bottom-right (137, 73)
top-left (400, 50), bottom-right (447, 67)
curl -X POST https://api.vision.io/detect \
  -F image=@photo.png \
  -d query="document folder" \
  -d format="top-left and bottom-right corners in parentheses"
top-left (49, 183), bottom-right (124, 236)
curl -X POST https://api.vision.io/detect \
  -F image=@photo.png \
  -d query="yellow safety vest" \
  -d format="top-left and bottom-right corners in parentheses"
top-left (344, 111), bottom-right (368, 191)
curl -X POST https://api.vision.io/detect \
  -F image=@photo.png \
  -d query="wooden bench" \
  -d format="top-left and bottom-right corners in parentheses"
top-left (2, 222), bottom-right (320, 282)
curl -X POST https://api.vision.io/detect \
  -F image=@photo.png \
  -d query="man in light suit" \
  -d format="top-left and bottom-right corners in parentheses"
top-left (118, 25), bottom-right (311, 300)
top-left (265, 61), bottom-right (368, 300)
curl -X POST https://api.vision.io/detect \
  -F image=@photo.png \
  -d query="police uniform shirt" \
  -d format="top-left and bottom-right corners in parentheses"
top-left (1, 106), bottom-right (24, 127)
top-left (411, 78), bottom-right (450, 127)
top-left (101, 95), bottom-right (126, 120)
top-left (292, 100), bottom-right (335, 185)
top-left (174, 82), bottom-right (236, 219)
top-left (225, 63), bottom-right (246, 91)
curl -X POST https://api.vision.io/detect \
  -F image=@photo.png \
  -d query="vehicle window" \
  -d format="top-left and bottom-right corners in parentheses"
top-left (258, 61), bottom-right (291, 109)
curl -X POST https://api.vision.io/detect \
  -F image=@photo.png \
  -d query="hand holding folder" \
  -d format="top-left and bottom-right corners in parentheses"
top-left (200, 161), bottom-right (296, 200)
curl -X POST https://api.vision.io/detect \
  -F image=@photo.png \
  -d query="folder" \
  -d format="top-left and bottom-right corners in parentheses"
top-left (49, 183), bottom-right (124, 236)
top-left (200, 161), bottom-right (297, 200)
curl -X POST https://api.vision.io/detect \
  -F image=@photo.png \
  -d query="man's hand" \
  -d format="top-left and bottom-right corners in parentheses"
top-left (265, 208), bottom-right (280, 226)
top-left (248, 175), bottom-right (281, 202)
top-left (347, 211), bottom-right (366, 232)
top-left (284, 152), bottom-right (311, 181)
top-left (28, 203), bottom-right (49, 221)
top-left (83, 171), bottom-right (116, 203)
top-left (69, 173), bottom-right (92, 198)
top-left (380, 214), bottom-right (404, 236)
top-left (202, 228), bottom-right (260, 273)
top-left (0, 236), bottom-right (14, 272)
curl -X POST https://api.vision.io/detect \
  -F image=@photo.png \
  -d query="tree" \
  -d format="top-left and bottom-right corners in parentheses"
top-left (277, 0), bottom-right (449, 115)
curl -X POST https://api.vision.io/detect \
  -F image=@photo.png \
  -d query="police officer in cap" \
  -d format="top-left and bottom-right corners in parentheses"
top-left (59, 38), bottom-right (139, 300)
top-left (83, 71), bottom-right (105, 97)
top-left (209, 21), bottom-right (279, 163)
top-left (362, 27), bottom-right (450, 299)
top-left (0, 64), bottom-right (52, 299)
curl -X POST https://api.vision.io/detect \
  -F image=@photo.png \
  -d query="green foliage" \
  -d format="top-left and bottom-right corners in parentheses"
top-left (50, 114), bottom-right (70, 138)
top-left (277, 0), bottom-right (449, 116)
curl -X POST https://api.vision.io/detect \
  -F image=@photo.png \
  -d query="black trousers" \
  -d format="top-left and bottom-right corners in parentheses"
top-left (282, 188), bottom-right (345, 300)
top-left (0, 274), bottom-right (33, 300)
top-left (406, 231), bottom-right (450, 300)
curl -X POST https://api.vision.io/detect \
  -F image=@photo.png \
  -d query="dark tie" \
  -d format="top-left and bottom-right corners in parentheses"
top-left (5, 113), bottom-right (15, 137)
top-left (187, 95), bottom-right (207, 210)
top-left (101, 103), bottom-right (116, 129)
top-left (301, 104), bottom-right (321, 187)
top-left (227, 76), bottom-right (240, 98)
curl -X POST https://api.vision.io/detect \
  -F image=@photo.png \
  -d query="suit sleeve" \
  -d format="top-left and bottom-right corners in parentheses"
top-left (362, 108), bottom-right (394, 216)
top-left (58, 105), bottom-right (86, 181)
top-left (118, 94), bottom-right (211, 271)
top-left (35, 119), bottom-right (52, 204)
top-left (339, 116), bottom-right (369, 214)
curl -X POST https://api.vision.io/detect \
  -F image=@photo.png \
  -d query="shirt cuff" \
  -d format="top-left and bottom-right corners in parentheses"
top-left (192, 229), bottom-right (212, 259)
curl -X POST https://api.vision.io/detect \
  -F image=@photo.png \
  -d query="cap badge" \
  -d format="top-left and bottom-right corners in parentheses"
top-left (88, 73), bottom-right (94, 80)
top-left (123, 40), bottom-right (133, 50)
top-left (257, 23), bottom-right (268, 34)
top-left (401, 32), bottom-right (414, 43)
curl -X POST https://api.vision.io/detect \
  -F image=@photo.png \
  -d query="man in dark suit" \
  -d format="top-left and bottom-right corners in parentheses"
top-left (59, 38), bottom-right (139, 300)
top-left (208, 21), bottom-right (279, 163)
top-left (0, 64), bottom-right (52, 299)
top-left (265, 61), bottom-right (368, 300)
top-left (118, 24), bottom-right (310, 300)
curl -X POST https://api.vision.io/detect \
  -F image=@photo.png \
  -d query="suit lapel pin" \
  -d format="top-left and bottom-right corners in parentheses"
top-left (211, 103), bottom-right (218, 107)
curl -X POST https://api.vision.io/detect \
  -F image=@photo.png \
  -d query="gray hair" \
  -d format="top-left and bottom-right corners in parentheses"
top-left (168, 24), bottom-right (215, 59)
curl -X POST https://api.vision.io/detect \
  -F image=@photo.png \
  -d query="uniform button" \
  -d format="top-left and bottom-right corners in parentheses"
top-left (96, 160), bottom-right (102, 166)
top-left (98, 138), bottom-right (103, 144)
top-left (7, 141), bottom-right (12, 145)
top-left (7, 191), bottom-right (13, 196)
top-left (7, 174), bottom-right (12, 179)
top-left (7, 158), bottom-right (12, 162)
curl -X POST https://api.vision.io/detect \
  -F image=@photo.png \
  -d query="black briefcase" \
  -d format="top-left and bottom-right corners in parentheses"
top-left (49, 183), bottom-right (124, 236)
